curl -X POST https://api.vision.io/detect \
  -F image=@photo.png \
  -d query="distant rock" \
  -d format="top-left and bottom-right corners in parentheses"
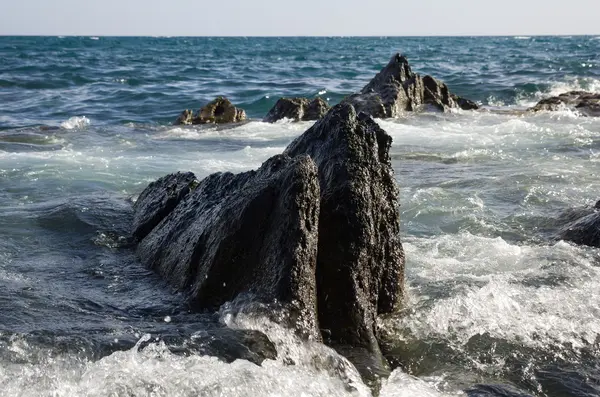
top-left (263, 97), bottom-right (331, 123)
top-left (134, 103), bottom-right (405, 383)
top-left (342, 53), bottom-right (478, 118)
top-left (530, 91), bottom-right (600, 117)
top-left (175, 97), bottom-right (247, 125)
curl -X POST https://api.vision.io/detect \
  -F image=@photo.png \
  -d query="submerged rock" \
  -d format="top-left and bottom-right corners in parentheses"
top-left (134, 103), bottom-right (405, 381)
top-left (175, 97), bottom-right (247, 125)
top-left (342, 53), bottom-right (478, 118)
top-left (530, 91), bottom-right (600, 117)
top-left (263, 97), bottom-right (331, 122)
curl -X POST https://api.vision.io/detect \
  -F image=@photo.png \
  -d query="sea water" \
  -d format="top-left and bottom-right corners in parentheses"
top-left (1, 36), bottom-right (599, 396)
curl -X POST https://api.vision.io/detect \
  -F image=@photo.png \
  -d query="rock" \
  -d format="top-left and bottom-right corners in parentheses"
top-left (132, 172), bottom-right (197, 241)
top-left (134, 103), bottom-right (405, 381)
top-left (284, 104), bottom-right (404, 356)
top-left (175, 109), bottom-right (194, 125)
top-left (530, 91), bottom-right (600, 117)
top-left (136, 154), bottom-right (322, 340)
top-left (263, 97), bottom-right (331, 122)
top-left (342, 53), bottom-right (478, 117)
top-left (451, 94), bottom-right (480, 110)
top-left (557, 203), bottom-right (600, 248)
top-left (174, 97), bottom-right (247, 125)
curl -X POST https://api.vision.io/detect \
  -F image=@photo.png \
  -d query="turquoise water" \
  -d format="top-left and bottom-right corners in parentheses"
top-left (1, 36), bottom-right (600, 397)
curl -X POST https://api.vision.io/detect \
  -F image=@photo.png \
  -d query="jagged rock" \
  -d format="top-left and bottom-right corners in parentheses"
top-left (284, 104), bottom-right (404, 356)
top-left (556, 202), bottom-right (600, 247)
top-left (263, 97), bottom-right (331, 122)
top-left (134, 103), bottom-right (405, 382)
top-left (174, 97), bottom-right (247, 125)
top-left (343, 53), bottom-right (478, 117)
top-left (136, 154), bottom-right (322, 339)
top-left (530, 91), bottom-right (600, 117)
top-left (175, 109), bottom-right (194, 125)
top-left (132, 172), bottom-right (197, 241)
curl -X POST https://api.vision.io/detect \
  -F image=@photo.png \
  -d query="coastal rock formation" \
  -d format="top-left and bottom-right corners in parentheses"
top-left (134, 103), bottom-right (405, 378)
top-left (530, 91), bottom-right (600, 117)
top-left (136, 154), bottom-right (322, 339)
top-left (263, 97), bottom-right (331, 122)
top-left (342, 53), bottom-right (478, 118)
top-left (557, 200), bottom-right (600, 247)
top-left (175, 97), bottom-right (247, 125)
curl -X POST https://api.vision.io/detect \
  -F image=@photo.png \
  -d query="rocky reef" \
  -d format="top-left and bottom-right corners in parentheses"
top-left (174, 54), bottom-right (477, 125)
top-left (530, 91), bottom-right (600, 117)
top-left (175, 97), bottom-right (247, 125)
top-left (342, 53), bottom-right (479, 117)
top-left (134, 103), bottom-right (405, 382)
top-left (263, 97), bottom-right (330, 123)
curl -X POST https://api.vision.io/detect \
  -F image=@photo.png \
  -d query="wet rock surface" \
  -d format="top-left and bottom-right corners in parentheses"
top-left (134, 103), bottom-right (405, 383)
top-left (263, 97), bottom-right (331, 122)
top-left (556, 202), bottom-right (600, 248)
top-left (132, 172), bottom-right (197, 241)
top-left (136, 154), bottom-right (322, 339)
top-left (530, 91), bottom-right (600, 117)
top-left (342, 53), bottom-right (478, 117)
top-left (175, 97), bottom-right (247, 125)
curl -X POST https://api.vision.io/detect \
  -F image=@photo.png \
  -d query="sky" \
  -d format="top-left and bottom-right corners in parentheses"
top-left (1, 0), bottom-right (599, 36)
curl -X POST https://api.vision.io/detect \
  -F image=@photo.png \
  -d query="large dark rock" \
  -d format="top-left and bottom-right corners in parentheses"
top-left (136, 154), bottom-right (322, 339)
top-left (284, 104), bottom-right (404, 354)
top-left (263, 97), bottom-right (331, 123)
top-left (134, 103), bottom-right (404, 382)
top-left (530, 91), bottom-right (600, 117)
top-left (342, 54), bottom-right (478, 118)
top-left (556, 202), bottom-right (600, 247)
top-left (175, 97), bottom-right (247, 125)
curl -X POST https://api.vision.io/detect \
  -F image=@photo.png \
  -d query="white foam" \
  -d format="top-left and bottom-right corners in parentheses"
top-left (160, 120), bottom-right (311, 141)
top-left (516, 77), bottom-right (600, 107)
top-left (380, 371), bottom-right (464, 397)
top-left (0, 336), bottom-right (370, 397)
top-left (386, 234), bottom-right (600, 352)
top-left (60, 116), bottom-right (90, 130)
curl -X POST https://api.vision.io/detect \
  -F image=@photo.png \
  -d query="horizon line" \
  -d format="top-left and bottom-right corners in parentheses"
top-left (0, 34), bottom-right (598, 38)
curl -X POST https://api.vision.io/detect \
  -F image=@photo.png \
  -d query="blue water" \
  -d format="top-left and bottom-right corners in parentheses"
top-left (1, 36), bottom-right (599, 127)
top-left (1, 36), bottom-right (600, 397)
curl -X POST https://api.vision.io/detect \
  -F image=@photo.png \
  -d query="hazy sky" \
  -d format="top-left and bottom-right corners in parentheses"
top-left (2, 0), bottom-right (599, 36)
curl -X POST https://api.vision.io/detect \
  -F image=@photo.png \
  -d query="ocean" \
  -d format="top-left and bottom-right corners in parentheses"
top-left (1, 36), bottom-right (599, 396)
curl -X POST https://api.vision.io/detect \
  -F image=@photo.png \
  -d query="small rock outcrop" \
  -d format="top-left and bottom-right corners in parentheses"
top-left (263, 97), bottom-right (331, 123)
top-left (557, 201), bottom-right (600, 247)
top-left (530, 91), bottom-right (600, 117)
top-left (175, 97), bottom-right (247, 125)
top-left (134, 103), bottom-right (405, 379)
top-left (342, 53), bottom-right (478, 118)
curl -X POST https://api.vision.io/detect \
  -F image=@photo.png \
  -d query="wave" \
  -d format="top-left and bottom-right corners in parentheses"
top-left (60, 116), bottom-right (90, 130)
top-left (513, 77), bottom-right (600, 107)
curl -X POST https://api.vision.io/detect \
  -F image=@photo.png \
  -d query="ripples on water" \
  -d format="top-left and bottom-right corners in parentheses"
top-left (0, 36), bottom-right (600, 397)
